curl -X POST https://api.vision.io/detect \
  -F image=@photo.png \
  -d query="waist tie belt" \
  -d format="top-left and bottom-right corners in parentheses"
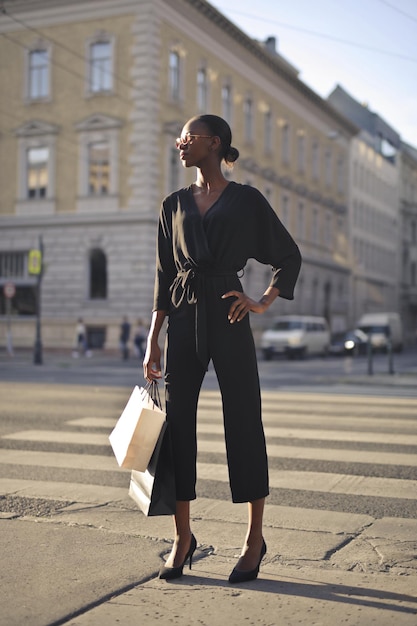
top-left (170, 268), bottom-right (238, 368)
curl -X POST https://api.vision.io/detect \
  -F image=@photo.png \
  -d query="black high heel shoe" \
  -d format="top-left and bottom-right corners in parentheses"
top-left (228, 539), bottom-right (267, 584)
top-left (158, 534), bottom-right (197, 580)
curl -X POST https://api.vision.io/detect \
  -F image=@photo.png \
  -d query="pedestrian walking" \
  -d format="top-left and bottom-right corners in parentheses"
top-left (73, 318), bottom-right (89, 357)
top-left (133, 318), bottom-right (147, 359)
top-left (143, 114), bottom-right (301, 582)
top-left (119, 316), bottom-right (131, 360)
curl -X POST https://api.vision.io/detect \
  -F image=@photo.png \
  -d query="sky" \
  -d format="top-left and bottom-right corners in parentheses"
top-left (211, 0), bottom-right (417, 148)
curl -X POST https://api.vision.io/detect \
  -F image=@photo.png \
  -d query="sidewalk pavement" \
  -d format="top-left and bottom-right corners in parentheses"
top-left (2, 496), bottom-right (417, 626)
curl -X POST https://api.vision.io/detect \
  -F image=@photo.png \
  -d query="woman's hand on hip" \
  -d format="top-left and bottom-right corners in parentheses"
top-left (221, 290), bottom-right (267, 323)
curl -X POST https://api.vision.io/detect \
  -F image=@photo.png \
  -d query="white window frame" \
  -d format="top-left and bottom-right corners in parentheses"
top-left (24, 42), bottom-right (51, 102)
top-left (197, 65), bottom-right (209, 112)
top-left (15, 121), bottom-right (57, 215)
top-left (87, 141), bottom-right (110, 196)
top-left (26, 146), bottom-right (50, 199)
top-left (85, 33), bottom-right (115, 97)
top-left (168, 49), bottom-right (181, 102)
top-left (75, 114), bottom-right (122, 212)
top-left (221, 81), bottom-right (233, 124)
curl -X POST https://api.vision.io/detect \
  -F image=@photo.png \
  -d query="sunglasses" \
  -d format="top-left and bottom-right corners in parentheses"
top-left (175, 133), bottom-right (213, 149)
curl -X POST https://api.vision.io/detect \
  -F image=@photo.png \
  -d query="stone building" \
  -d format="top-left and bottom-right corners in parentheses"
top-left (328, 85), bottom-right (401, 326)
top-left (0, 0), bottom-right (356, 351)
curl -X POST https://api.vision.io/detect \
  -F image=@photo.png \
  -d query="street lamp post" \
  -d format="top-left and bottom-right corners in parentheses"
top-left (33, 236), bottom-right (44, 365)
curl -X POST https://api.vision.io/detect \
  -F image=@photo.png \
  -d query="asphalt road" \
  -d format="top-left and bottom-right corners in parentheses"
top-left (0, 346), bottom-right (416, 395)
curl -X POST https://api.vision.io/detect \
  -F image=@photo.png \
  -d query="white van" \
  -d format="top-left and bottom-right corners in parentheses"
top-left (356, 312), bottom-right (403, 352)
top-left (260, 315), bottom-right (330, 360)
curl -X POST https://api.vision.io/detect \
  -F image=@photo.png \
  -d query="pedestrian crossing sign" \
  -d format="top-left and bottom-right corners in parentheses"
top-left (28, 249), bottom-right (42, 275)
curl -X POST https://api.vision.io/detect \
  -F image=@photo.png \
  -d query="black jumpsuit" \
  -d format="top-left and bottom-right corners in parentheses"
top-left (153, 182), bottom-right (301, 503)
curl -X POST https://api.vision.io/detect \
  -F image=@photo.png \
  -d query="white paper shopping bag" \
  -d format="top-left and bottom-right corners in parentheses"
top-left (109, 384), bottom-right (166, 472)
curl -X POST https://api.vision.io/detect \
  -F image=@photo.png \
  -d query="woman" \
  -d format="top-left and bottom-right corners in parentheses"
top-left (144, 114), bottom-right (301, 583)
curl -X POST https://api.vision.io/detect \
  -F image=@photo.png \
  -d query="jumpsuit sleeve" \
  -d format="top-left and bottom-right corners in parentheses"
top-left (250, 188), bottom-right (302, 300)
top-left (153, 197), bottom-right (177, 311)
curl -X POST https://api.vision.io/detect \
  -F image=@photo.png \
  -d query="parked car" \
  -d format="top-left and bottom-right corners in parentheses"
top-left (356, 312), bottom-right (403, 352)
top-left (260, 315), bottom-right (330, 360)
top-left (329, 329), bottom-right (369, 355)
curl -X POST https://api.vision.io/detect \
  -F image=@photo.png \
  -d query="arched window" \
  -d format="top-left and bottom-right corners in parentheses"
top-left (89, 248), bottom-right (107, 299)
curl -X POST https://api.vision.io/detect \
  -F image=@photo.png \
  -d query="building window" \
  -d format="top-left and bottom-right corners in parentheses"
top-left (75, 114), bottom-right (122, 210)
top-left (297, 132), bottom-right (305, 173)
top-left (88, 141), bottom-right (110, 195)
top-left (325, 150), bottom-right (332, 187)
top-left (0, 251), bottom-right (36, 316)
top-left (324, 211), bottom-right (332, 246)
top-left (27, 147), bottom-right (49, 198)
top-left (28, 49), bottom-right (49, 99)
top-left (222, 83), bottom-right (232, 123)
top-left (297, 201), bottom-right (305, 239)
top-left (411, 220), bottom-right (416, 244)
top-left (89, 248), bottom-right (107, 299)
top-left (281, 122), bottom-right (290, 164)
top-left (312, 207), bottom-right (319, 243)
top-left (15, 120), bottom-right (57, 213)
top-left (312, 141), bottom-right (319, 180)
top-left (169, 147), bottom-right (180, 192)
top-left (169, 50), bottom-right (180, 101)
top-left (337, 156), bottom-right (344, 193)
top-left (197, 67), bottom-right (208, 111)
top-left (89, 40), bottom-right (112, 93)
top-left (264, 109), bottom-right (272, 154)
top-left (281, 194), bottom-right (290, 227)
top-left (244, 97), bottom-right (254, 142)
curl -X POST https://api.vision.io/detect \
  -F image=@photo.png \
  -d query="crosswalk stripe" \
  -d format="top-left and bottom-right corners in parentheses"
top-left (0, 478), bottom-right (376, 533)
top-left (2, 443), bottom-right (416, 472)
top-left (0, 478), bottom-right (128, 504)
top-left (200, 440), bottom-right (417, 466)
top-left (0, 449), bottom-right (124, 472)
top-left (66, 414), bottom-right (417, 430)
top-left (5, 426), bottom-right (416, 447)
top-left (0, 447), bottom-right (415, 500)
top-left (196, 466), bottom-right (417, 500)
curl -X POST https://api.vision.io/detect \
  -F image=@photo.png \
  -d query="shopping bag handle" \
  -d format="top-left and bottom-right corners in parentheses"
top-left (144, 379), bottom-right (162, 410)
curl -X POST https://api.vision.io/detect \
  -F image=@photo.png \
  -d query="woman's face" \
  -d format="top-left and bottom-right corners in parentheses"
top-left (176, 121), bottom-right (216, 168)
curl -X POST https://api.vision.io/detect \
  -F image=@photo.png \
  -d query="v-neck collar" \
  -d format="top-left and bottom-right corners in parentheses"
top-left (188, 182), bottom-right (233, 218)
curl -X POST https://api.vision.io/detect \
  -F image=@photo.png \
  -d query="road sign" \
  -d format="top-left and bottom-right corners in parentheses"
top-left (28, 249), bottom-right (42, 275)
top-left (3, 282), bottom-right (16, 299)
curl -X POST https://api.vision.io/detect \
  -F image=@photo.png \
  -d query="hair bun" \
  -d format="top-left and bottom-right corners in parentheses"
top-left (225, 146), bottom-right (239, 164)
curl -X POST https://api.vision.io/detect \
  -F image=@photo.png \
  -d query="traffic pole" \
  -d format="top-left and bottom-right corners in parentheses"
top-left (33, 236), bottom-right (44, 365)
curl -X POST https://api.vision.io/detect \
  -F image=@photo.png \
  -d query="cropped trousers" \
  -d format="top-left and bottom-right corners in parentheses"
top-left (164, 273), bottom-right (269, 503)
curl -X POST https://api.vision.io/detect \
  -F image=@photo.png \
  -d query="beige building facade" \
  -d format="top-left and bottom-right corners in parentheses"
top-left (348, 131), bottom-right (400, 324)
top-left (0, 0), bottom-right (356, 351)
